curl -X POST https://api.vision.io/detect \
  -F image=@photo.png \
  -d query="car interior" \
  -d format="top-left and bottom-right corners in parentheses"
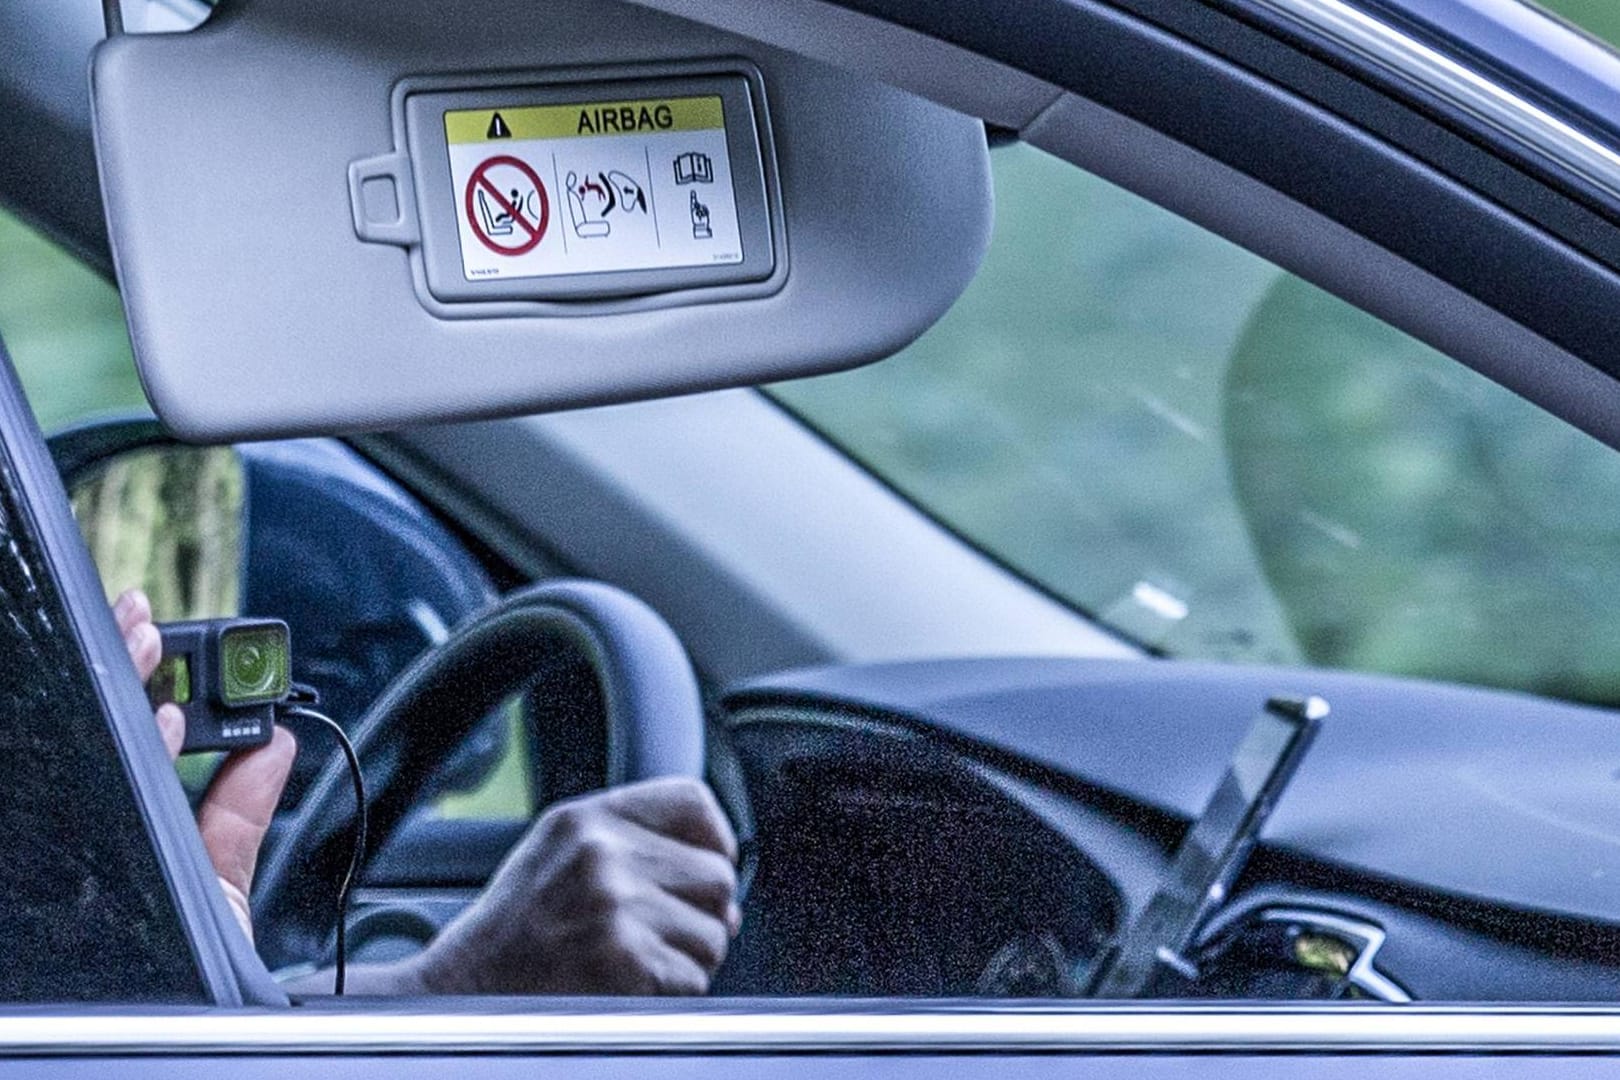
top-left (9, 0), bottom-right (1620, 1023)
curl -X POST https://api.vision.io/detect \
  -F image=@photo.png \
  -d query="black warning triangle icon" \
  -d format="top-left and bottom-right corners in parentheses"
top-left (487, 112), bottom-right (511, 139)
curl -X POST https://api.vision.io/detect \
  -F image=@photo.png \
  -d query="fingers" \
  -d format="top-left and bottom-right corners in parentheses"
top-left (115, 589), bottom-right (181, 758)
top-left (623, 820), bottom-right (738, 924)
top-left (607, 779), bottom-right (743, 939)
top-left (606, 783), bottom-right (742, 980)
top-left (155, 703), bottom-right (185, 761)
top-left (414, 778), bottom-right (745, 997)
top-left (125, 622), bottom-right (163, 685)
top-left (115, 589), bottom-right (165, 685)
top-left (196, 725), bottom-right (297, 900)
top-left (641, 885), bottom-right (731, 976)
top-left (606, 777), bottom-right (739, 863)
top-left (112, 588), bottom-right (151, 638)
top-left (644, 936), bottom-right (712, 996)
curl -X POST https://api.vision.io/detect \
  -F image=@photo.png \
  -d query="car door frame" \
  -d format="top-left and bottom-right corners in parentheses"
top-left (0, 334), bottom-right (281, 1006)
top-left (8, 0), bottom-right (1620, 1068)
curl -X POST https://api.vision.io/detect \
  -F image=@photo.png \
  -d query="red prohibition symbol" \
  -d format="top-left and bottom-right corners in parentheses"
top-left (465, 155), bottom-right (549, 256)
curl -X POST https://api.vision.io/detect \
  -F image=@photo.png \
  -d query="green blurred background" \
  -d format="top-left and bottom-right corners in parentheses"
top-left (1539, 0), bottom-right (1620, 44)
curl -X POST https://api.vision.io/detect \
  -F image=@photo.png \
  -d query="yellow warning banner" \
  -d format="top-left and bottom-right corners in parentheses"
top-left (445, 95), bottom-right (726, 144)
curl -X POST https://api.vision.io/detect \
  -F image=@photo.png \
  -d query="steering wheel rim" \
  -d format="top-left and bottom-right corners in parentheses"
top-left (251, 579), bottom-right (705, 972)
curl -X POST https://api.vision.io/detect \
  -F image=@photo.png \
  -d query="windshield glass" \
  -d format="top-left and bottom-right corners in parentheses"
top-left (1531, 0), bottom-right (1620, 44)
top-left (772, 143), bottom-right (1620, 706)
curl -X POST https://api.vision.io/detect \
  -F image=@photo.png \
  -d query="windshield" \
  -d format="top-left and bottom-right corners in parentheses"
top-left (1531, 0), bottom-right (1620, 43)
top-left (772, 143), bottom-right (1620, 706)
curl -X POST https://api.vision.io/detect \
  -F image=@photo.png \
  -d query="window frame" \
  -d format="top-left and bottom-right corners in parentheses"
top-left (6, 0), bottom-right (1620, 1055)
top-left (0, 332), bottom-right (280, 1006)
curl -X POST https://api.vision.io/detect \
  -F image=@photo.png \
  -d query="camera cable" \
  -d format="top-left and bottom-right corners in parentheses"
top-left (277, 693), bottom-right (367, 996)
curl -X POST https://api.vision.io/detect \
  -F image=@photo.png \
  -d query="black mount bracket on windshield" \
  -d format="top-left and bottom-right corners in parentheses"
top-left (1086, 695), bottom-right (1326, 999)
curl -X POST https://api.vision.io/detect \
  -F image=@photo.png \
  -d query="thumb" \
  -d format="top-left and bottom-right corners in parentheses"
top-left (196, 726), bottom-right (297, 913)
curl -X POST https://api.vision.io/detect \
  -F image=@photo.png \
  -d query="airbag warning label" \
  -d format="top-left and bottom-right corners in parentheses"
top-left (444, 96), bottom-right (743, 282)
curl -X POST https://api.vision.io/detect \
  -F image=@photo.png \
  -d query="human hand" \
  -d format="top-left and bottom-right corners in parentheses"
top-left (115, 588), bottom-right (297, 943)
top-left (409, 776), bottom-right (741, 995)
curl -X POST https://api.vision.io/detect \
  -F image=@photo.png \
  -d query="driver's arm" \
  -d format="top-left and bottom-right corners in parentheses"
top-left (116, 588), bottom-right (742, 996)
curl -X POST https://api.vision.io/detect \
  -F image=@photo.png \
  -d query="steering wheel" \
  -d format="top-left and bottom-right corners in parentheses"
top-left (251, 579), bottom-right (706, 972)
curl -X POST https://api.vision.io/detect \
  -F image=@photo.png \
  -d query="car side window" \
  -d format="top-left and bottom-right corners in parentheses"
top-left (774, 142), bottom-right (1620, 706)
top-left (1533, 0), bottom-right (1620, 46)
top-left (0, 210), bottom-right (147, 430)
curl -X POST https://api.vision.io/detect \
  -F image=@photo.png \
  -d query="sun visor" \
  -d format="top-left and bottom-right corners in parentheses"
top-left (89, 0), bottom-right (991, 441)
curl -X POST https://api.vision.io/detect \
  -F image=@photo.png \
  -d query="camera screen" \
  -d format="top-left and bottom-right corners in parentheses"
top-left (148, 654), bottom-right (192, 707)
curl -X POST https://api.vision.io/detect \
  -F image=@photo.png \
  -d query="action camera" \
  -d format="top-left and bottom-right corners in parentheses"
top-left (148, 618), bottom-right (290, 754)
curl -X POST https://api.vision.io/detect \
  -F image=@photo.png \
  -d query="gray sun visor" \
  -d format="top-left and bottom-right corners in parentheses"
top-left (89, 0), bottom-right (992, 441)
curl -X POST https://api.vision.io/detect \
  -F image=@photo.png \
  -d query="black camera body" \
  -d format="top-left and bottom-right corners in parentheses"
top-left (149, 618), bottom-right (291, 754)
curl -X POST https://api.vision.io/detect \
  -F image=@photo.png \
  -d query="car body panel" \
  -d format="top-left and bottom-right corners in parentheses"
top-left (8, 0), bottom-right (1620, 1065)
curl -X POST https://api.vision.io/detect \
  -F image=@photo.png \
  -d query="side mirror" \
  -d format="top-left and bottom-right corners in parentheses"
top-left (56, 418), bottom-right (510, 804)
top-left (64, 426), bottom-right (244, 622)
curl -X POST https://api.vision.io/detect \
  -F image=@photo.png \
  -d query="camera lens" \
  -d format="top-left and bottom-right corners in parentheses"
top-left (220, 623), bottom-right (289, 705)
top-left (231, 645), bottom-right (272, 692)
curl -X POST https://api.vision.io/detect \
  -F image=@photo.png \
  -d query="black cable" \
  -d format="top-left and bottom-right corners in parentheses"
top-left (277, 704), bottom-right (367, 996)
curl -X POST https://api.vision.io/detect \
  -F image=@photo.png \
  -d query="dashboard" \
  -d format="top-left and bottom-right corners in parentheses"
top-left (713, 658), bottom-right (1620, 1001)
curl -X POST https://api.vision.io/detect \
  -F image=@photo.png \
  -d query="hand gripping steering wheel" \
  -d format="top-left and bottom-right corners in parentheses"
top-left (251, 579), bottom-right (705, 972)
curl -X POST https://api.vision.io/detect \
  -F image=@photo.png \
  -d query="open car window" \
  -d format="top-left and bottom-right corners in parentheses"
top-left (11, 0), bottom-right (1620, 1051)
top-left (774, 142), bottom-right (1620, 706)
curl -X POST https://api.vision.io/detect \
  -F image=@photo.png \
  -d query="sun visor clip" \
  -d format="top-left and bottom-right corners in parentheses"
top-left (348, 151), bottom-right (421, 247)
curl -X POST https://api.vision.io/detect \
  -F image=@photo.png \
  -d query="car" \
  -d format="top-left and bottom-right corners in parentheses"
top-left (4, 0), bottom-right (1620, 1073)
